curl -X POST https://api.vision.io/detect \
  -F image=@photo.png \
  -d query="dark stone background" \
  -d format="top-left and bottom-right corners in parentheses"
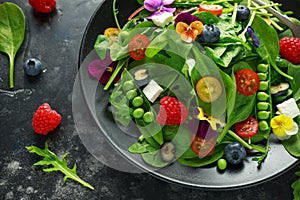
top-left (0, 0), bottom-right (299, 199)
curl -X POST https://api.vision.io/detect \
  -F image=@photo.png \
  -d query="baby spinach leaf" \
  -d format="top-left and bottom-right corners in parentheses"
top-left (287, 63), bottom-right (300, 102)
top-left (292, 171), bottom-right (300, 200)
top-left (0, 2), bottom-right (25, 88)
top-left (141, 150), bottom-right (170, 168)
top-left (282, 116), bottom-right (300, 157)
top-left (26, 143), bottom-right (94, 190)
top-left (94, 35), bottom-right (109, 60)
top-left (128, 140), bottom-right (156, 154)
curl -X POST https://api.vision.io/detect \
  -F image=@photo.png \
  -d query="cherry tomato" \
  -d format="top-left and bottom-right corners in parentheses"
top-left (128, 34), bottom-right (150, 60)
top-left (235, 68), bottom-right (260, 96)
top-left (195, 76), bottom-right (222, 103)
top-left (199, 4), bottom-right (223, 16)
top-left (191, 135), bottom-right (215, 157)
top-left (234, 116), bottom-right (259, 139)
top-left (104, 27), bottom-right (120, 44)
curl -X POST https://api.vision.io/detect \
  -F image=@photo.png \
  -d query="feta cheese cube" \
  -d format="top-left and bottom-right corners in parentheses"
top-left (276, 98), bottom-right (300, 118)
top-left (142, 80), bottom-right (163, 103)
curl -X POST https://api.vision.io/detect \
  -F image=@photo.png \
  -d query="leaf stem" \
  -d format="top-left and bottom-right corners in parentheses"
top-left (103, 58), bottom-right (128, 90)
top-left (113, 0), bottom-right (121, 30)
top-left (9, 55), bottom-right (14, 89)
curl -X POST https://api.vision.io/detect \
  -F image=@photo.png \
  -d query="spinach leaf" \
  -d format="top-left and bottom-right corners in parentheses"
top-left (292, 171), bottom-right (300, 200)
top-left (141, 150), bottom-right (170, 168)
top-left (94, 35), bottom-right (109, 60)
top-left (128, 140), bottom-right (156, 154)
top-left (177, 144), bottom-right (225, 167)
top-left (0, 2), bottom-right (25, 88)
top-left (287, 63), bottom-right (300, 102)
top-left (282, 116), bottom-right (300, 157)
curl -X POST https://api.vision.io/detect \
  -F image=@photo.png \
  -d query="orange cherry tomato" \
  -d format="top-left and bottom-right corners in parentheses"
top-left (199, 4), bottom-right (223, 16)
top-left (128, 34), bottom-right (150, 60)
top-left (235, 68), bottom-right (260, 96)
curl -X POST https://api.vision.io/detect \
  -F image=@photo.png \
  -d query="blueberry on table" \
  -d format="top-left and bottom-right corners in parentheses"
top-left (200, 24), bottom-right (220, 43)
top-left (236, 5), bottom-right (251, 22)
top-left (224, 142), bottom-right (246, 165)
top-left (23, 58), bottom-right (42, 76)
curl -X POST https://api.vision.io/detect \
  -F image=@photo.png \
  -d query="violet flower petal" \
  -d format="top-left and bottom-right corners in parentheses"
top-left (88, 59), bottom-right (105, 79)
top-left (174, 12), bottom-right (201, 25)
top-left (162, 0), bottom-right (175, 5)
top-left (144, 0), bottom-right (162, 12)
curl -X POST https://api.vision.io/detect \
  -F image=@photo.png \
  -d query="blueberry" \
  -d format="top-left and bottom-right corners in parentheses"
top-left (200, 24), bottom-right (220, 43)
top-left (236, 5), bottom-right (251, 22)
top-left (224, 142), bottom-right (246, 165)
top-left (23, 58), bottom-right (42, 76)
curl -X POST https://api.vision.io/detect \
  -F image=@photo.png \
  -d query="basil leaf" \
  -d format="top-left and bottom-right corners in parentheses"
top-left (0, 2), bottom-right (25, 88)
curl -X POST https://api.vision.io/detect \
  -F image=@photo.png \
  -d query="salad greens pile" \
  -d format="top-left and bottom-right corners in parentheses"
top-left (90, 0), bottom-right (300, 190)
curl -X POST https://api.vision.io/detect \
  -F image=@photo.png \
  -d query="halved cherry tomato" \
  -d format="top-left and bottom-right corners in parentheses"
top-left (191, 135), bottom-right (215, 157)
top-left (234, 116), bottom-right (259, 139)
top-left (195, 76), bottom-right (222, 103)
top-left (199, 4), bottom-right (223, 16)
top-left (104, 27), bottom-right (120, 44)
top-left (235, 68), bottom-right (260, 96)
top-left (128, 34), bottom-right (150, 60)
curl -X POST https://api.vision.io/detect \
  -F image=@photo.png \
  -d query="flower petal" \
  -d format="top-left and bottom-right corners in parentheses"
top-left (144, 0), bottom-right (161, 11)
top-left (88, 59), bottom-right (105, 79)
top-left (176, 22), bottom-right (188, 34)
top-left (285, 122), bottom-right (299, 136)
top-left (161, 6), bottom-right (176, 13)
top-left (175, 12), bottom-right (201, 25)
top-left (190, 21), bottom-right (204, 35)
top-left (161, 0), bottom-right (175, 5)
top-left (273, 127), bottom-right (285, 137)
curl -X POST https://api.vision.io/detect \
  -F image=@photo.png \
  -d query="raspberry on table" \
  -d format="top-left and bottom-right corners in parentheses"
top-left (156, 96), bottom-right (189, 125)
top-left (28, 0), bottom-right (56, 14)
top-left (32, 103), bottom-right (61, 135)
top-left (279, 37), bottom-right (300, 65)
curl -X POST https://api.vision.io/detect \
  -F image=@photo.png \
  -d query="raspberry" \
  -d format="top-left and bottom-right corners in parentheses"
top-left (156, 96), bottom-right (189, 125)
top-left (28, 0), bottom-right (56, 13)
top-left (279, 37), bottom-right (300, 65)
top-left (32, 103), bottom-right (61, 135)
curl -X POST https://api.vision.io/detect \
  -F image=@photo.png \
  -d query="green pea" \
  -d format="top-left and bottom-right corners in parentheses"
top-left (257, 102), bottom-right (269, 111)
top-left (132, 96), bottom-right (144, 107)
top-left (143, 111), bottom-right (154, 123)
top-left (257, 63), bottom-right (268, 73)
top-left (259, 81), bottom-right (269, 91)
top-left (122, 80), bottom-right (135, 91)
top-left (258, 111), bottom-right (270, 120)
top-left (217, 158), bottom-right (227, 170)
top-left (126, 89), bottom-right (137, 100)
top-left (133, 108), bottom-right (144, 118)
top-left (259, 120), bottom-right (269, 131)
top-left (257, 92), bottom-right (269, 101)
top-left (257, 73), bottom-right (268, 81)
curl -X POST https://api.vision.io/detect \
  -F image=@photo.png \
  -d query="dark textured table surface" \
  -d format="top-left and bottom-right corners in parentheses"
top-left (1, 0), bottom-right (300, 199)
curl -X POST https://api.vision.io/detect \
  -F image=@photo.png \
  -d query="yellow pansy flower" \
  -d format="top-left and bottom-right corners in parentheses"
top-left (270, 114), bottom-right (298, 140)
top-left (197, 107), bottom-right (222, 130)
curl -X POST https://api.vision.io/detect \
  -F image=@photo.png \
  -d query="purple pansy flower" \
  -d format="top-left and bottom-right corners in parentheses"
top-left (174, 12), bottom-right (202, 26)
top-left (88, 53), bottom-right (119, 85)
top-left (247, 26), bottom-right (260, 47)
top-left (144, 0), bottom-right (176, 19)
top-left (188, 118), bottom-right (218, 140)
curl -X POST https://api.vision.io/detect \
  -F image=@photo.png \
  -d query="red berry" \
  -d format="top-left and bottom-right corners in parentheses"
top-left (28, 0), bottom-right (56, 13)
top-left (32, 103), bottom-right (61, 135)
top-left (279, 37), bottom-right (300, 65)
top-left (156, 96), bottom-right (189, 125)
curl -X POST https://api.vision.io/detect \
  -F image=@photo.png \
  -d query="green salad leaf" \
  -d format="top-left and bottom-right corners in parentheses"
top-left (0, 2), bottom-right (25, 88)
top-left (292, 171), bottom-right (300, 200)
top-left (26, 143), bottom-right (94, 190)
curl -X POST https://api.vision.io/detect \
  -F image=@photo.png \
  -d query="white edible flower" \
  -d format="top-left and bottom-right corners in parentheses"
top-left (151, 12), bottom-right (173, 27)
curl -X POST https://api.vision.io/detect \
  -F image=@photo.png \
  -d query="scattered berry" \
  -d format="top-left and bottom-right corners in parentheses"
top-left (236, 5), bottom-right (251, 22)
top-left (279, 37), bottom-right (300, 64)
top-left (224, 142), bottom-right (246, 165)
top-left (28, 0), bottom-right (56, 13)
top-left (32, 103), bottom-right (61, 135)
top-left (23, 58), bottom-right (42, 76)
top-left (156, 96), bottom-right (189, 125)
top-left (200, 24), bottom-right (220, 43)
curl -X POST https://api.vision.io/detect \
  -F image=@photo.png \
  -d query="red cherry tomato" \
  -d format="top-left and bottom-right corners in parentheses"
top-left (199, 4), bottom-right (223, 16)
top-left (191, 136), bottom-right (215, 157)
top-left (235, 68), bottom-right (260, 96)
top-left (128, 34), bottom-right (150, 60)
top-left (234, 116), bottom-right (259, 139)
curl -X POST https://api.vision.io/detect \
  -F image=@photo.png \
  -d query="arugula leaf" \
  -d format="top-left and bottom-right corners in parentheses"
top-left (0, 2), bottom-right (25, 88)
top-left (26, 143), bottom-right (94, 190)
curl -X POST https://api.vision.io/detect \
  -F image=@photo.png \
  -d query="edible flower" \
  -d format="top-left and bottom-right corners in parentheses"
top-left (188, 118), bottom-right (218, 140)
top-left (144, 0), bottom-right (176, 19)
top-left (175, 12), bottom-right (204, 43)
top-left (270, 114), bottom-right (299, 140)
top-left (247, 26), bottom-right (260, 47)
top-left (197, 107), bottom-right (222, 130)
top-left (88, 53), bottom-right (119, 85)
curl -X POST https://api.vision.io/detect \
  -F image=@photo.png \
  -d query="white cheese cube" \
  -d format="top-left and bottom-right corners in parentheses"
top-left (142, 80), bottom-right (163, 103)
top-left (276, 98), bottom-right (300, 118)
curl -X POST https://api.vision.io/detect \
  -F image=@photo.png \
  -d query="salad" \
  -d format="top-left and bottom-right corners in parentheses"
top-left (88, 0), bottom-right (300, 170)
